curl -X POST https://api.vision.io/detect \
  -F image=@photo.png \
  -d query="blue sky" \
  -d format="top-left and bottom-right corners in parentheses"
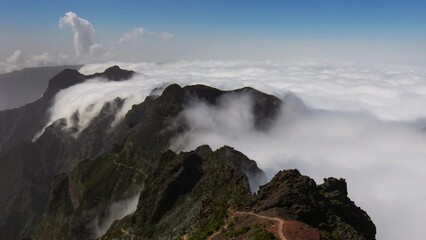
top-left (1, 0), bottom-right (426, 69)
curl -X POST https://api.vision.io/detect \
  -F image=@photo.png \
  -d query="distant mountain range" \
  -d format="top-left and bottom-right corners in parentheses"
top-left (0, 66), bottom-right (376, 240)
top-left (0, 66), bottom-right (81, 110)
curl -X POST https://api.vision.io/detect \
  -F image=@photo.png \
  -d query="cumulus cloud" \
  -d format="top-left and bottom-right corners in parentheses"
top-left (0, 50), bottom-right (25, 73)
top-left (41, 60), bottom-right (426, 239)
top-left (149, 31), bottom-right (174, 41)
top-left (59, 12), bottom-right (105, 58)
top-left (117, 28), bottom-right (173, 45)
top-left (118, 28), bottom-right (144, 44)
top-left (57, 12), bottom-right (174, 61)
top-left (1, 13), bottom-right (175, 73)
top-left (0, 50), bottom-right (71, 74)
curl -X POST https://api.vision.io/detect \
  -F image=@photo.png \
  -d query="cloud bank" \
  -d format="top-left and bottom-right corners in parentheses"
top-left (44, 60), bottom-right (426, 240)
top-left (0, 50), bottom-right (71, 74)
top-left (170, 92), bottom-right (426, 240)
top-left (79, 60), bottom-right (426, 122)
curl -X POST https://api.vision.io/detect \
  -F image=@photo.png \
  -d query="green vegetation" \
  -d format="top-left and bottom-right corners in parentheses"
top-left (322, 230), bottom-right (342, 240)
top-left (250, 226), bottom-right (276, 240)
top-left (226, 225), bottom-right (251, 238)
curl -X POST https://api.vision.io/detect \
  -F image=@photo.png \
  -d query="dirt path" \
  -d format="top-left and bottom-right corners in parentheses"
top-left (120, 228), bottom-right (138, 239)
top-left (207, 224), bottom-right (228, 240)
top-left (112, 156), bottom-right (147, 177)
top-left (234, 211), bottom-right (287, 240)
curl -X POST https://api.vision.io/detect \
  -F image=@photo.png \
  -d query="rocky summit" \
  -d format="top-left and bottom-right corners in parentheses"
top-left (0, 67), bottom-right (376, 240)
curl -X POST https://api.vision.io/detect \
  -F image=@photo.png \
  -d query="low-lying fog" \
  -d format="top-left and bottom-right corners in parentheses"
top-left (44, 60), bottom-right (426, 239)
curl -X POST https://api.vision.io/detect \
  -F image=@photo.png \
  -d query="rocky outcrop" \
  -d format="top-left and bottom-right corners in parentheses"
top-left (257, 170), bottom-right (376, 240)
top-left (88, 65), bottom-right (134, 81)
top-left (98, 146), bottom-right (257, 240)
top-left (35, 144), bottom-right (376, 240)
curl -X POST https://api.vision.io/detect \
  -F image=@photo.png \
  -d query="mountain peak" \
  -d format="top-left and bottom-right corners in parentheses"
top-left (43, 69), bottom-right (85, 99)
top-left (42, 66), bottom-right (135, 99)
top-left (89, 65), bottom-right (135, 81)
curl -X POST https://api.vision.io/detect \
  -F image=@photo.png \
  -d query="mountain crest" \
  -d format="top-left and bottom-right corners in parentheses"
top-left (43, 66), bottom-right (135, 99)
top-left (43, 69), bottom-right (84, 98)
top-left (88, 65), bottom-right (135, 81)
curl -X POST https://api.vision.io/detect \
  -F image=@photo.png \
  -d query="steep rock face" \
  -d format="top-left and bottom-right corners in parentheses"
top-left (99, 146), bottom-right (257, 240)
top-left (134, 151), bottom-right (204, 224)
top-left (257, 170), bottom-right (376, 240)
top-left (0, 66), bottom-right (136, 240)
top-left (0, 65), bottom-right (134, 153)
top-left (0, 99), bottom-right (125, 240)
top-left (32, 146), bottom-right (262, 240)
top-left (96, 148), bottom-right (375, 240)
top-left (0, 124), bottom-right (69, 240)
top-left (318, 178), bottom-right (376, 240)
top-left (0, 97), bottom-right (50, 153)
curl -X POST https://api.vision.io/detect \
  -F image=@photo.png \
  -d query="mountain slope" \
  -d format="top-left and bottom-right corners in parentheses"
top-left (0, 66), bottom-right (81, 110)
top-left (0, 66), bottom-right (134, 240)
top-left (0, 66), bottom-right (376, 240)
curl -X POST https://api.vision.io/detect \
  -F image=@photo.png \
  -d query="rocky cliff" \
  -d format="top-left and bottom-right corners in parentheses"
top-left (0, 66), bottom-right (134, 239)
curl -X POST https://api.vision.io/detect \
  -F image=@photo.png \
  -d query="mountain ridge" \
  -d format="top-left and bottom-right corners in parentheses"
top-left (0, 66), bottom-right (376, 240)
top-left (0, 65), bottom-right (81, 111)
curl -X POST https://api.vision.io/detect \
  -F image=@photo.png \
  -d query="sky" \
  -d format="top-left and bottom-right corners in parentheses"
top-left (1, 0), bottom-right (426, 72)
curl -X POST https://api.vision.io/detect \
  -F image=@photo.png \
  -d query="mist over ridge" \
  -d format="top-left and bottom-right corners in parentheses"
top-left (34, 59), bottom-right (426, 239)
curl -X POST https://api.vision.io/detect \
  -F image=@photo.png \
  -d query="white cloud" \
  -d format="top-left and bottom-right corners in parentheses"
top-left (57, 13), bottom-right (173, 61)
top-left (92, 187), bottom-right (142, 238)
top-left (42, 60), bottom-right (426, 240)
top-left (117, 28), bottom-right (173, 44)
top-left (118, 28), bottom-right (144, 44)
top-left (1, 13), bottom-right (174, 73)
top-left (78, 60), bottom-right (426, 122)
top-left (59, 12), bottom-right (105, 58)
top-left (170, 92), bottom-right (426, 240)
top-left (0, 50), bottom-right (25, 73)
top-left (0, 50), bottom-right (72, 74)
top-left (149, 32), bottom-right (174, 41)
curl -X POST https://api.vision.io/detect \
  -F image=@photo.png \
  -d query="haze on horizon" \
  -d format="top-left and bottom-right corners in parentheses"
top-left (1, 0), bottom-right (426, 73)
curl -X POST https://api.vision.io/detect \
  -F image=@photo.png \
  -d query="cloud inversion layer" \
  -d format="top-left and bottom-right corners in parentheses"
top-left (171, 92), bottom-right (426, 240)
top-left (45, 60), bottom-right (426, 240)
top-left (79, 60), bottom-right (426, 122)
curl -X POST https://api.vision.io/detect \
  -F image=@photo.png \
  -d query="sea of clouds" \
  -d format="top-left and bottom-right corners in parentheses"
top-left (46, 60), bottom-right (426, 239)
